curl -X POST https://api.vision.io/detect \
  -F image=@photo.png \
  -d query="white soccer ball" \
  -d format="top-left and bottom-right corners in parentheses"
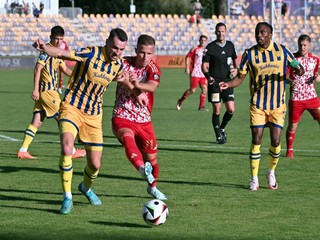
top-left (142, 199), bottom-right (169, 226)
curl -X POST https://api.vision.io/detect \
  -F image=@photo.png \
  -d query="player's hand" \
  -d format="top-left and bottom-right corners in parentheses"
top-left (185, 68), bottom-right (190, 75)
top-left (208, 77), bottom-right (215, 85)
top-left (116, 71), bottom-right (129, 83)
top-left (136, 92), bottom-right (148, 106)
top-left (219, 82), bottom-right (229, 90)
top-left (230, 68), bottom-right (238, 79)
top-left (32, 90), bottom-right (40, 101)
top-left (32, 39), bottom-right (45, 51)
top-left (292, 65), bottom-right (304, 76)
top-left (129, 72), bottom-right (138, 85)
top-left (314, 74), bottom-right (320, 82)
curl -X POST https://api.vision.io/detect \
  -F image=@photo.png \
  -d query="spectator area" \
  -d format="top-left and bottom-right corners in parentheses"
top-left (0, 13), bottom-right (319, 57)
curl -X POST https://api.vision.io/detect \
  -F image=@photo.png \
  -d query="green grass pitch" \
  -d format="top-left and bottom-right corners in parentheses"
top-left (0, 68), bottom-right (319, 240)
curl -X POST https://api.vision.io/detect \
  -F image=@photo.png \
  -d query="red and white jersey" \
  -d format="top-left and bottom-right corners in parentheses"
top-left (113, 57), bottom-right (161, 123)
top-left (187, 46), bottom-right (205, 78)
top-left (289, 52), bottom-right (319, 101)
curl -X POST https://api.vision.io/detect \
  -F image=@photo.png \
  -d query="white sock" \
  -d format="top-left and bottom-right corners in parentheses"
top-left (63, 192), bottom-right (72, 199)
top-left (19, 147), bottom-right (28, 152)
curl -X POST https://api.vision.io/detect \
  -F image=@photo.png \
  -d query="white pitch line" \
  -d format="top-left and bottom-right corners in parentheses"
top-left (0, 134), bottom-right (20, 142)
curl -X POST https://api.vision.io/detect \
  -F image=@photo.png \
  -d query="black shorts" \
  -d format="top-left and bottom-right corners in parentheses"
top-left (208, 82), bottom-right (234, 103)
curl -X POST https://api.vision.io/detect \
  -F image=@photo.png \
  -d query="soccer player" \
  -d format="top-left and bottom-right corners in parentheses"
top-left (33, 28), bottom-right (128, 214)
top-left (17, 26), bottom-right (85, 160)
top-left (176, 35), bottom-right (208, 111)
top-left (112, 34), bottom-right (167, 200)
top-left (285, 34), bottom-right (320, 159)
top-left (219, 22), bottom-right (304, 191)
top-left (58, 39), bottom-right (69, 94)
top-left (202, 22), bottom-right (238, 144)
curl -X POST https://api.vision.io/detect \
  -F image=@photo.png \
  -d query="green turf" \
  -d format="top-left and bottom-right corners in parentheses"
top-left (0, 68), bottom-right (319, 240)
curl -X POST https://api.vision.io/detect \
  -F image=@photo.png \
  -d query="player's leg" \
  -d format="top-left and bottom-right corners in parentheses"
top-left (286, 100), bottom-right (304, 158)
top-left (139, 122), bottom-right (167, 200)
top-left (220, 89), bottom-right (235, 141)
top-left (198, 77), bottom-right (208, 111)
top-left (59, 122), bottom-right (77, 214)
top-left (78, 148), bottom-right (102, 206)
top-left (266, 105), bottom-right (286, 190)
top-left (250, 127), bottom-right (263, 191)
top-left (76, 113), bottom-right (103, 207)
top-left (267, 125), bottom-right (282, 190)
top-left (212, 102), bottom-right (225, 144)
top-left (17, 110), bottom-right (45, 159)
top-left (249, 105), bottom-right (266, 191)
top-left (176, 76), bottom-right (197, 110)
top-left (112, 118), bottom-right (145, 174)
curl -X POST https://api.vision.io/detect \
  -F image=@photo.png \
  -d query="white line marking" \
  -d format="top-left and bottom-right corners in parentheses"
top-left (0, 135), bottom-right (20, 142)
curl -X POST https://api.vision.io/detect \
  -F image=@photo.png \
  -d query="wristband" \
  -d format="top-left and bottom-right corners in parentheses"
top-left (203, 72), bottom-right (211, 81)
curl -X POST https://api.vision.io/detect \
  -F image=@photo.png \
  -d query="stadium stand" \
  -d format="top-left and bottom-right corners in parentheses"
top-left (0, 13), bottom-right (319, 56)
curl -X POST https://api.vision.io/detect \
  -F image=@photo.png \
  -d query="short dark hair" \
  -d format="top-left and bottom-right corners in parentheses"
top-left (215, 22), bottom-right (226, 31)
top-left (256, 22), bottom-right (273, 33)
top-left (199, 35), bottom-right (208, 40)
top-left (108, 28), bottom-right (128, 42)
top-left (298, 34), bottom-right (311, 43)
top-left (137, 34), bottom-right (155, 46)
top-left (51, 25), bottom-right (64, 37)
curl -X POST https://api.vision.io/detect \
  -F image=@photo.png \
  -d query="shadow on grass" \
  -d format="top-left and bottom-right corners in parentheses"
top-left (90, 221), bottom-right (149, 228)
top-left (0, 165), bottom-right (247, 190)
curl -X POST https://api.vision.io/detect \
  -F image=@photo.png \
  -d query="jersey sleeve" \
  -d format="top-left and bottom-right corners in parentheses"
top-left (239, 50), bottom-right (249, 75)
top-left (69, 46), bottom-right (94, 62)
top-left (147, 61), bottom-right (161, 84)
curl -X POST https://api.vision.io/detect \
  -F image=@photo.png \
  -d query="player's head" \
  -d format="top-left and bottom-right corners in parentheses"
top-left (297, 34), bottom-right (311, 57)
top-left (215, 22), bottom-right (227, 43)
top-left (135, 34), bottom-right (156, 68)
top-left (255, 22), bottom-right (273, 48)
top-left (50, 25), bottom-right (64, 47)
top-left (106, 28), bottom-right (128, 61)
top-left (199, 35), bottom-right (208, 47)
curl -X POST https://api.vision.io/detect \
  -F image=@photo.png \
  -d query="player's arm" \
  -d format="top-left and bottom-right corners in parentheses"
top-left (201, 61), bottom-right (214, 84)
top-left (219, 73), bottom-right (246, 90)
top-left (185, 49), bottom-right (193, 75)
top-left (33, 39), bottom-right (71, 60)
top-left (60, 64), bottom-right (72, 77)
top-left (32, 63), bottom-right (43, 101)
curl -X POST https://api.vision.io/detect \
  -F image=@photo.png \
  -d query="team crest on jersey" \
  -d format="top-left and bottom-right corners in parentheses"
top-left (154, 74), bottom-right (160, 80)
top-left (39, 52), bottom-right (47, 61)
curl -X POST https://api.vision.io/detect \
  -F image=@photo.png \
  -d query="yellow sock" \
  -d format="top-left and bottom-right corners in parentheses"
top-left (20, 124), bottom-right (38, 150)
top-left (269, 145), bottom-right (281, 171)
top-left (250, 144), bottom-right (261, 178)
top-left (83, 164), bottom-right (99, 190)
top-left (59, 156), bottom-right (73, 193)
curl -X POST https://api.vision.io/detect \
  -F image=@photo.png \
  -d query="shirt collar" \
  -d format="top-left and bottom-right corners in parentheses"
top-left (257, 40), bottom-right (274, 52)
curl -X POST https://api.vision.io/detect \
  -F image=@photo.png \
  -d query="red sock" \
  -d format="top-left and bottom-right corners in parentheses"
top-left (149, 157), bottom-right (159, 187)
top-left (122, 135), bottom-right (144, 170)
top-left (286, 131), bottom-right (295, 150)
top-left (199, 93), bottom-right (206, 109)
top-left (179, 90), bottom-right (191, 103)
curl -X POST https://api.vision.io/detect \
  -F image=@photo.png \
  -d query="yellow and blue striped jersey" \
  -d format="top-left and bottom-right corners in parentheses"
top-left (37, 43), bottom-right (65, 92)
top-left (239, 40), bottom-right (298, 110)
top-left (65, 46), bottom-right (124, 115)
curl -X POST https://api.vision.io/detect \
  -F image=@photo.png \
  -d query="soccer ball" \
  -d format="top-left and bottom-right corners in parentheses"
top-left (142, 199), bottom-right (169, 226)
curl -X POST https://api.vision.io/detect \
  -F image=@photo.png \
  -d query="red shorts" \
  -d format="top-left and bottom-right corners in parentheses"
top-left (190, 76), bottom-right (207, 89)
top-left (288, 98), bottom-right (320, 123)
top-left (112, 117), bottom-right (157, 154)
